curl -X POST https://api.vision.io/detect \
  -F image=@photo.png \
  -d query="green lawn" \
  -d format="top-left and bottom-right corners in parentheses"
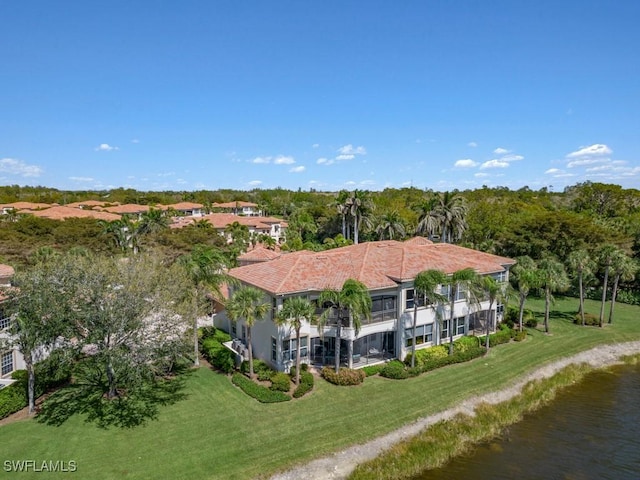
top-left (3, 297), bottom-right (640, 479)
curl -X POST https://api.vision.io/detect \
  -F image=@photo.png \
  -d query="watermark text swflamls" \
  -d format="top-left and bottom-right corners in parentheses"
top-left (4, 460), bottom-right (77, 473)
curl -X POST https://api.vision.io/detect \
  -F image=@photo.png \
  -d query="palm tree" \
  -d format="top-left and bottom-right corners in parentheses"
top-left (137, 207), bottom-right (169, 235)
top-left (596, 244), bottom-right (620, 327)
top-left (410, 270), bottom-right (447, 367)
top-left (479, 276), bottom-right (502, 352)
top-left (446, 268), bottom-right (478, 355)
top-left (276, 297), bottom-right (316, 385)
top-left (511, 256), bottom-right (539, 332)
top-left (608, 252), bottom-right (637, 324)
top-left (567, 249), bottom-right (595, 326)
top-left (375, 210), bottom-right (406, 240)
top-left (415, 192), bottom-right (440, 240)
top-left (225, 286), bottom-right (270, 377)
top-left (317, 279), bottom-right (372, 372)
top-left (179, 245), bottom-right (234, 367)
top-left (345, 190), bottom-right (374, 245)
top-left (537, 256), bottom-right (570, 334)
top-left (435, 191), bottom-right (468, 244)
top-left (334, 190), bottom-right (350, 239)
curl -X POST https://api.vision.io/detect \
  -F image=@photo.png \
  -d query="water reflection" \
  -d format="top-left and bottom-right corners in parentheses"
top-left (413, 363), bottom-right (640, 480)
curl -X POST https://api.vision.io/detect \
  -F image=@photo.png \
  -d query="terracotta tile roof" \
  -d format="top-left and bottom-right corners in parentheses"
top-left (65, 200), bottom-right (109, 208)
top-left (160, 202), bottom-right (204, 211)
top-left (102, 204), bottom-right (152, 214)
top-left (229, 238), bottom-right (515, 296)
top-left (237, 246), bottom-right (282, 263)
top-left (1, 202), bottom-right (52, 211)
top-left (213, 201), bottom-right (258, 208)
top-left (23, 206), bottom-right (122, 221)
top-left (0, 264), bottom-right (15, 277)
top-left (170, 213), bottom-right (281, 231)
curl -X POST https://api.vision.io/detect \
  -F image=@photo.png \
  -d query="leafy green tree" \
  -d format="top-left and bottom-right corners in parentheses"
top-left (537, 256), bottom-right (570, 333)
top-left (179, 245), bottom-right (234, 367)
top-left (317, 279), bottom-right (372, 371)
top-left (225, 286), bottom-right (270, 377)
top-left (511, 256), bottom-right (540, 331)
top-left (276, 297), bottom-right (316, 385)
top-left (446, 268), bottom-right (477, 355)
top-left (567, 249), bottom-right (595, 326)
top-left (137, 207), bottom-right (169, 235)
top-left (2, 257), bottom-right (75, 414)
top-left (410, 270), bottom-right (447, 367)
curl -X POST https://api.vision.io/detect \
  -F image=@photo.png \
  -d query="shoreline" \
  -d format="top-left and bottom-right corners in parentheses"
top-left (270, 340), bottom-right (640, 480)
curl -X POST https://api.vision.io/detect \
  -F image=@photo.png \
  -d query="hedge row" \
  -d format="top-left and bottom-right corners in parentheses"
top-left (231, 373), bottom-right (291, 403)
top-left (321, 367), bottom-right (366, 386)
top-left (0, 374), bottom-right (28, 419)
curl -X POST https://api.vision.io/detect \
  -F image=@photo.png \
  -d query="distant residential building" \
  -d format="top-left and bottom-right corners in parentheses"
top-left (213, 201), bottom-right (261, 216)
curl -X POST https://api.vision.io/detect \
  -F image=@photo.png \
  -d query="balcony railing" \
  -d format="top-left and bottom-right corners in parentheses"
top-left (312, 308), bottom-right (396, 326)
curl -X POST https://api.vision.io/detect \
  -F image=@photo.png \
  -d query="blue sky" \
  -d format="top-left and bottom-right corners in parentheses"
top-left (2, 1), bottom-right (639, 192)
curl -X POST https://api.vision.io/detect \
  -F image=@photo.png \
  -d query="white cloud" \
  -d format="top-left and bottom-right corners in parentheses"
top-left (69, 176), bottom-right (94, 182)
top-left (316, 157), bottom-right (334, 166)
top-left (474, 172), bottom-right (489, 178)
top-left (252, 156), bottom-right (271, 164)
top-left (0, 158), bottom-right (43, 177)
top-left (567, 158), bottom-right (607, 168)
top-left (502, 154), bottom-right (524, 162)
top-left (566, 144), bottom-right (612, 158)
top-left (493, 147), bottom-right (510, 155)
top-left (545, 168), bottom-right (561, 174)
top-left (247, 180), bottom-right (262, 186)
top-left (338, 144), bottom-right (367, 155)
top-left (312, 143), bottom-right (320, 149)
top-left (468, 142), bottom-right (478, 148)
top-left (95, 143), bottom-right (119, 151)
top-left (336, 154), bottom-right (355, 161)
top-left (454, 159), bottom-right (478, 168)
top-left (131, 139), bottom-right (140, 144)
top-left (480, 160), bottom-right (510, 169)
top-left (274, 155), bottom-right (295, 165)
top-left (289, 165), bottom-right (305, 173)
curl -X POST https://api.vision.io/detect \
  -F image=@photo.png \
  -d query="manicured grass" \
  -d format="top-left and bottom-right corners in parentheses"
top-left (2, 297), bottom-right (640, 479)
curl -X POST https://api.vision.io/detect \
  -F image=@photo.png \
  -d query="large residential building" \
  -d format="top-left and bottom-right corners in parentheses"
top-left (220, 238), bottom-right (515, 372)
top-left (0, 265), bottom-right (24, 382)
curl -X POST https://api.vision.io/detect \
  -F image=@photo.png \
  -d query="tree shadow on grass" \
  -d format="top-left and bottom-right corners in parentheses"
top-left (37, 373), bottom-right (190, 429)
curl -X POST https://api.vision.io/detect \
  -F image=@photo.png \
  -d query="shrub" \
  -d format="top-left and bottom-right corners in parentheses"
top-left (480, 328), bottom-right (512, 347)
top-left (321, 367), bottom-right (366, 386)
top-left (405, 345), bottom-right (448, 367)
top-left (362, 365), bottom-right (383, 377)
top-left (380, 360), bottom-right (410, 380)
top-left (270, 372), bottom-right (291, 392)
top-left (0, 381), bottom-right (27, 419)
top-left (289, 364), bottom-right (310, 379)
top-left (454, 335), bottom-right (480, 353)
top-left (201, 337), bottom-right (236, 374)
top-left (513, 330), bottom-right (527, 342)
top-left (231, 374), bottom-right (290, 403)
top-left (573, 312), bottom-right (599, 326)
top-left (199, 326), bottom-right (217, 341)
top-left (525, 318), bottom-right (538, 328)
top-left (292, 371), bottom-right (314, 398)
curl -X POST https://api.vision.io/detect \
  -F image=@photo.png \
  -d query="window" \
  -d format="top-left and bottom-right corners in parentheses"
top-left (282, 337), bottom-right (308, 362)
top-left (405, 289), bottom-right (415, 310)
top-left (1, 351), bottom-right (13, 376)
top-left (405, 324), bottom-right (434, 347)
top-left (0, 312), bottom-right (10, 330)
top-left (442, 318), bottom-right (465, 338)
top-left (455, 317), bottom-right (466, 335)
top-left (271, 337), bottom-right (277, 362)
top-left (440, 284), bottom-right (451, 301)
top-left (492, 271), bottom-right (507, 283)
top-left (371, 295), bottom-right (396, 322)
top-left (441, 320), bottom-right (449, 339)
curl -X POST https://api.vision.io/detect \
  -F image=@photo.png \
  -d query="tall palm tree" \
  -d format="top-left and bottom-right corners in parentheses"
top-left (276, 297), bottom-right (316, 385)
top-left (317, 279), bottom-right (372, 372)
top-left (537, 256), bottom-right (570, 334)
top-left (415, 192), bottom-right (440, 240)
top-left (435, 191), bottom-right (468, 244)
top-left (511, 256), bottom-right (539, 332)
top-left (608, 252), bottom-right (637, 324)
top-left (179, 244), bottom-right (234, 367)
top-left (410, 270), bottom-right (447, 367)
top-left (345, 190), bottom-right (374, 245)
top-left (334, 190), bottom-right (350, 239)
top-left (446, 268), bottom-right (478, 355)
top-left (479, 276), bottom-right (503, 352)
top-left (225, 286), bottom-right (270, 377)
top-left (596, 244), bottom-right (621, 327)
top-left (137, 207), bottom-right (169, 235)
top-left (567, 249), bottom-right (595, 326)
top-left (375, 210), bottom-right (406, 240)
